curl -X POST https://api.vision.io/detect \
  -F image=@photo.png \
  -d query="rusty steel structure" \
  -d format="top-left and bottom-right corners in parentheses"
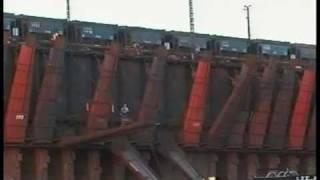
top-left (3, 32), bottom-right (316, 180)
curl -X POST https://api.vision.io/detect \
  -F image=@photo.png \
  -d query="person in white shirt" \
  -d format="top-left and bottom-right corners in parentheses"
top-left (120, 104), bottom-right (130, 126)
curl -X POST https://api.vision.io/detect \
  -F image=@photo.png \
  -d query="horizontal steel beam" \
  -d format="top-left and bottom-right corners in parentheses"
top-left (57, 122), bottom-right (156, 148)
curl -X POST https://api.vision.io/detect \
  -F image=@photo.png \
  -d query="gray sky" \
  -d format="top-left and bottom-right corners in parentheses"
top-left (4, 0), bottom-right (316, 44)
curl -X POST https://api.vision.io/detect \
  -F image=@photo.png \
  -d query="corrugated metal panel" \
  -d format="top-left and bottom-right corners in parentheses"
top-left (288, 69), bottom-right (315, 150)
top-left (247, 62), bottom-right (278, 149)
top-left (129, 28), bottom-right (163, 45)
top-left (5, 45), bottom-right (34, 143)
top-left (78, 22), bottom-right (117, 40)
top-left (181, 60), bottom-right (210, 145)
top-left (266, 68), bottom-right (296, 149)
top-left (23, 16), bottom-right (64, 34)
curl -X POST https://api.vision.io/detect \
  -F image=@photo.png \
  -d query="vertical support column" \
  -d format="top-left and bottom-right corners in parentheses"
top-left (246, 154), bottom-right (259, 180)
top-left (33, 149), bottom-right (50, 180)
top-left (286, 155), bottom-right (300, 171)
top-left (141, 151), bottom-right (151, 165)
top-left (88, 150), bottom-right (102, 180)
top-left (265, 154), bottom-right (280, 169)
top-left (61, 149), bottom-right (75, 180)
top-left (226, 153), bottom-right (239, 180)
top-left (111, 156), bottom-right (126, 180)
top-left (208, 154), bottom-right (218, 177)
top-left (4, 148), bottom-right (22, 180)
top-left (301, 155), bottom-right (316, 175)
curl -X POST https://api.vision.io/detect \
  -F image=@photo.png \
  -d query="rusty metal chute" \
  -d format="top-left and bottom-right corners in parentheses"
top-left (208, 55), bottom-right (257, 147)
top-left (87, 43), bottom-right (120, 131)
top-left (266, 67), bottom-right (296, 149)
top-left (32, 37), bottom-right (65, 143)
top-left (134, 48), bottom-right (167, 144)
top-left (247, 60), bottom-right (279, 148)
top-left (4, 43), bottom-right (35, 143)
top-left (181, 56), bottom-right (211, 146)
top-left (288, 69), bottom-right (315, 150)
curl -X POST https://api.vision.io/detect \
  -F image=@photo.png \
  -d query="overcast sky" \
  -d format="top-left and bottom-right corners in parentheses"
top-left (4, 0), bottom-right (316, 44)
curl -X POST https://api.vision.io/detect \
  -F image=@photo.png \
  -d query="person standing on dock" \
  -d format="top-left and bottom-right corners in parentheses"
top-left (120, 104), bottom-right (130, 126)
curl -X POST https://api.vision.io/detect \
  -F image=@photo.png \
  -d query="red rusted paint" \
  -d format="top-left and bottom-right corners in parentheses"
top-left (305, 106), bottom-right (315, 151)
top-left (264, 154), bottom-right (280, 170)
top-left (246, 154), bottom-right (259, 180)
top-left (61, 149), bottom-right (75, 180)
top-left (181, 59), bottom-right (210, 145)
top-left (189, 153), bottom-right (210, 178)
top-left (227, 111), bottom-right (250, 148)
top-left (4, 148), bottom-right (22, 180)
top-left (5, 45), bottom-right (34, 143)
top-left (87, 45), bottom-right (119, 131)
top-left (110, 156), bottom-right (126, 180)
top-left (32, 38), bottom-right (65, 143)
top-left (33, 149), bottom-right (49, 180)
top-left (288, 69), bottom-right (315, 150)
top-left (87, 150), bottom-right (102, 180)
top-left (266, 68), bottom-right (296, 149)
top-left (207, 154), bottom-right (218, 177)
top-left (208, 57), bottom-right (256, 147)
top-left (138, 56), bottom-right (166, 123)
top-left (285, 155), bottom-right (300, 171)
top-left (135, 50), bottom-right (167, 144)
top-left (226, 153), bottom-right (239, 180)
top-left (301, 156), bottom-right (316, 175)
top-left (247, 61), bottom-right (278, 149)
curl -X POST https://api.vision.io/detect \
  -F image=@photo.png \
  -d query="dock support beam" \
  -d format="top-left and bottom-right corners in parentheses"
top-left (4, 148), bottom-right (22, 180)
top-left (33, 149), bottom-right (50, 180)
